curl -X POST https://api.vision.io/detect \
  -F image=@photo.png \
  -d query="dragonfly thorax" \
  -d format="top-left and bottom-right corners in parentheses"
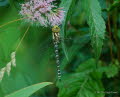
top-left (52, 25), bottom-right (60, 42)
top-left (52, 32), bottom-right (60, 42)
top-left (52, 25), bottom-right (60, 33)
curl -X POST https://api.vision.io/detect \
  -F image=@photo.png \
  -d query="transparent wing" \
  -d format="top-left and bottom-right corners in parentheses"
top-left (37, 34), bottom-right (90, 58)
top-left (60, 34), bottom-right (91, 69)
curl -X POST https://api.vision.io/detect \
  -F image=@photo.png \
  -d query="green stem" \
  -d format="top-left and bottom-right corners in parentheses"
top-left (15, 26), bottom-right (30, 52)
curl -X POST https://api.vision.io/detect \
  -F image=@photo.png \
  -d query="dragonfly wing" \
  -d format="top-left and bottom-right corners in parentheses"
top-left (60, 34), bottom-right (91, 69)
top-left (36, 37), bottom-right (54, 57)
top-left (58, 34), bottom-right (90, 61)
top-left (60, 34), bottom-right (90, 45)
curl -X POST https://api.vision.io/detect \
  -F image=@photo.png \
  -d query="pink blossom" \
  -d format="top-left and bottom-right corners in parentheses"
top-left (47, 9), bottom-right (65, 26)
top-left (20, 0), bottom-right (65, 27)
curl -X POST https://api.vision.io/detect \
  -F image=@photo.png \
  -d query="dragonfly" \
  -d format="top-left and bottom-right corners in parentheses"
top-left (33, 26), bottom-right (91, 82)
top-left (52, 25), bottom-right (63, 81)
top-left (0, 16), bottom-right (90, 82)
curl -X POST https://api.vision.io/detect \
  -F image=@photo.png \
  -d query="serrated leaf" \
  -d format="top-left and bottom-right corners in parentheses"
top-left (5, 82), bottom-right (53, 97)
top-left (85, 0), bottom-right (106, 61)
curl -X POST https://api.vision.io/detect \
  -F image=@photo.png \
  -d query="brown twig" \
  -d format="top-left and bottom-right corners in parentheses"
top-left (106, 0), bottom-right (114, 62)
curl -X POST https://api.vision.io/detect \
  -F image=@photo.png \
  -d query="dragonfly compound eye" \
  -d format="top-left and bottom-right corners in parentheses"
top-left (52, 25), bottom-right (60, 33)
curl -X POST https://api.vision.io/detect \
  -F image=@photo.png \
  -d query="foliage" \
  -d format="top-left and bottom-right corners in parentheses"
top-left (5, 82), bottom-right (52, 97)
top-left (85, 0), bottom-right (106, 61)
top-left (57, 59), bottom-right (119, 97)
top-left (0, 0), bottom-right (120, 97)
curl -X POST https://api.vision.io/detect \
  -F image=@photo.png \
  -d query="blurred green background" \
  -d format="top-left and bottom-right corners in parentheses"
top-left (0, 0), bottom-right (120, 97)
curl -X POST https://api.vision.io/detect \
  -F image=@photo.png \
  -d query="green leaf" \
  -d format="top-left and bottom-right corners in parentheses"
top-left (5, 82), bottom-right (53, 97)
top-left (60, 0), bottom-right (76, 60)
top-left (76, 58), bottom-right (119, 78)
top-left (76, 58), bottom-right (97, 73)
top-left (85, 0), bottom-right (106, 61)
top-left (76, 58), bottom-right (104, 79)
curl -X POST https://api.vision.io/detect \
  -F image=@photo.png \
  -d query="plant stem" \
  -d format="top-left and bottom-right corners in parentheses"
top-left (15, 26), bottom-right (30, 52)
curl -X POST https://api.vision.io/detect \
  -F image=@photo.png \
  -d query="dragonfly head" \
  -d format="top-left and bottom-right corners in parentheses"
top-left (52, 25), bottom-right (60, 33)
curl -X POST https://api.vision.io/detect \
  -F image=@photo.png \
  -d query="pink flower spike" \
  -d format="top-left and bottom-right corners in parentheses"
top-left (20, 0), bottom-right (65, 27)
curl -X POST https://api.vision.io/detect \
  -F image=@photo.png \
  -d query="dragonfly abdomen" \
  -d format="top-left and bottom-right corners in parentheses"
top-left (53, 41), bottom-right (61, 81)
